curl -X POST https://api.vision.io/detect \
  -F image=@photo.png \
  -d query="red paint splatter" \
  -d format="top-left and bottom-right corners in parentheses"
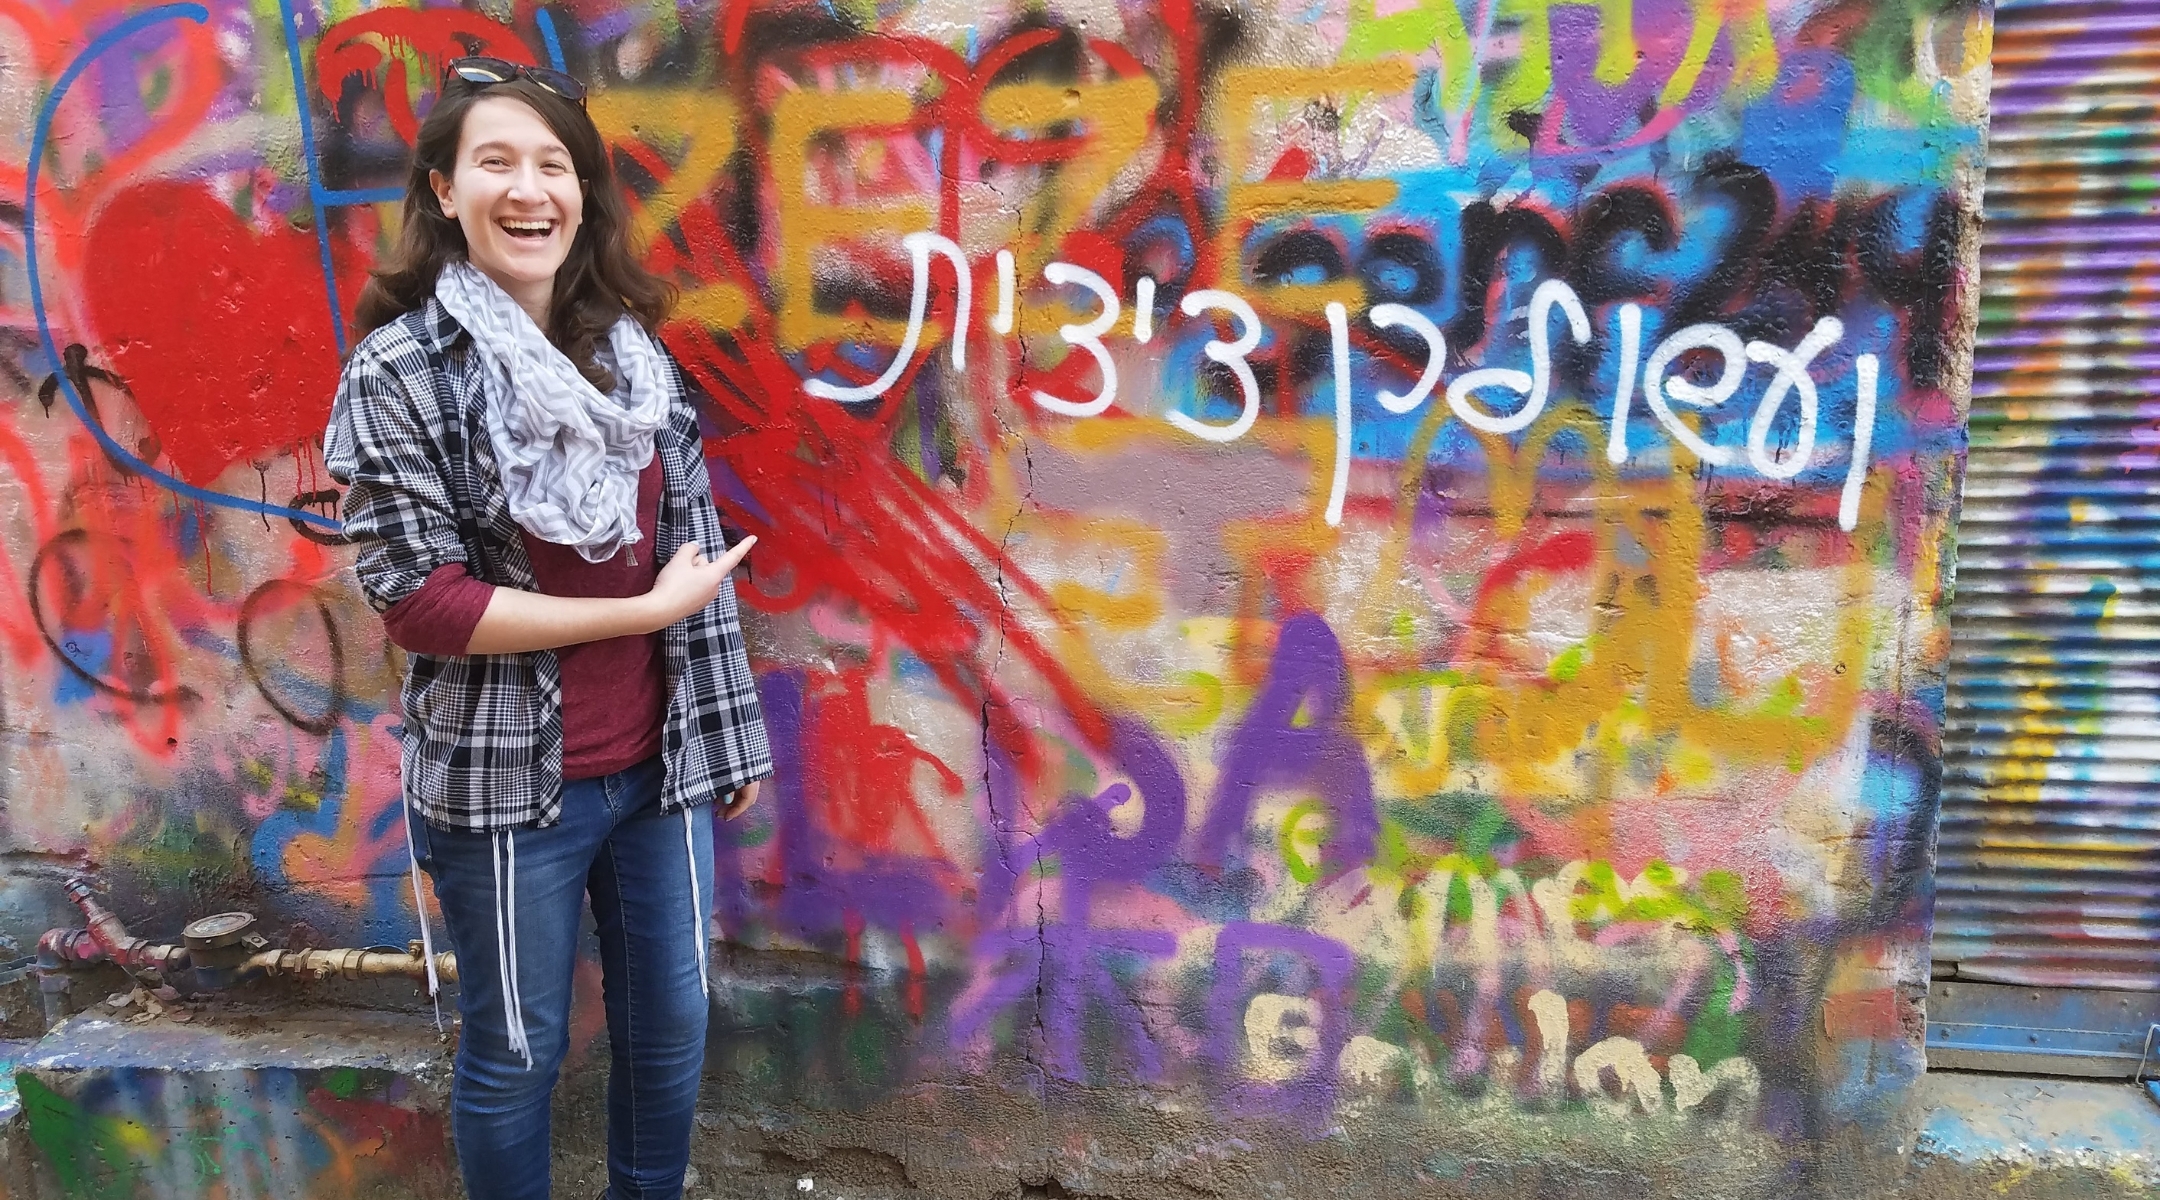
top-left (808, 666), bottom-right (962, 857)
top-left (1266, 146), bottom-right (1315, 181)
top-left (305, 1087), bottom-right (450, 1167)
top-left (901, 923), bottom-right (927, 1021)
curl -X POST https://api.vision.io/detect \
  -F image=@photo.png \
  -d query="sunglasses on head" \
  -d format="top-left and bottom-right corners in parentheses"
top-left (442, 56), bottom-right (588, 106)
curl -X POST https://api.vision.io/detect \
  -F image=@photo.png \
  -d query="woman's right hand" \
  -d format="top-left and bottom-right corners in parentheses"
top-left (645, 537), bottom-right (756, 630)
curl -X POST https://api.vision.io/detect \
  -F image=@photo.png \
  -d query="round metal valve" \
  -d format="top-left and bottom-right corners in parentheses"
top-left (182, 911), bottom-right (261, 991)
top-left (183, 911), bottom-right (256, 951)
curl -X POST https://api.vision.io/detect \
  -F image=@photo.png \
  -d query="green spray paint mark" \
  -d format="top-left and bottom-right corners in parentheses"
top-left (724, 804), bottom-right (778, 849)
top-left (1443, 688), bottom-right (1489, 763)
top-left (1682, 954), bottom-right (1750, 1066)
top-left (1384, 792), bottom-right (1522, 863)
top-left (1279, 801), bottom-right (1330, 884)
top-left (1849, 0), bottom-right (1962, 115)
top-left (1374, 819), bottom-right (1417, 875)
top-left (1759, 676), bottom-right (1804, 719)
top-left (19, 1072), bottom-right (252, 1198)
top-left (249, 0), bottom-right (303, 181)
top-left (1390, 608), bottom-right (1417, 642)
top-left (1341, 0), bottom-right (1476, 113)
top-left (1567, 860), bottom-right (1751, 934)
top-left (844, 1014), bottom-right (895, 1085)
top-left (1444, 872), bottom-right (1472, 924)
top-left (1695, 869), bottom-right (1748, 929)
top-left (894, 393), bottom-right (927, 478)
top-left (144, 66), bottom-right (172, 112)
top-left (1163, 670), bottom-right (1225, 735)
top-left (644, 0), bottom-right (683, 51)
top-left (20, 1074), bottom-right (149, 1200)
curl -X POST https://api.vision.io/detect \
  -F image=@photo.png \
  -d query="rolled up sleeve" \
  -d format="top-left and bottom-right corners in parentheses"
top-left (323, 342), bottom-right (470, 614)
top-left (381, 562), bottom-right (496, 655)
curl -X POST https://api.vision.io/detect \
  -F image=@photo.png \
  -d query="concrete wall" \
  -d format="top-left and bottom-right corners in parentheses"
top-left (0, 0), bottom-right (1990, 1193)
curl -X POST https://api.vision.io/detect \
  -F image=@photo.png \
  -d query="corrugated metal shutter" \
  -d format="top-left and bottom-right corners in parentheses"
top-left (1933, 0), bottom-right (2160, 993)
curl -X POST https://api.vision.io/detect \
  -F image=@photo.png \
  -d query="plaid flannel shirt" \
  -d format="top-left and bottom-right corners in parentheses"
top-left (324, 299), bottom-right (771, 832)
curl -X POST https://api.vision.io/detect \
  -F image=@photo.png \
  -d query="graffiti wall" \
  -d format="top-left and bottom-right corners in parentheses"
top-left (0, 0), bottom-right (1986, 1176)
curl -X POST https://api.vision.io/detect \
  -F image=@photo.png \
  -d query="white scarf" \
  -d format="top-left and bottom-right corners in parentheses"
top-left (435, 259), bottom-right (671, 564)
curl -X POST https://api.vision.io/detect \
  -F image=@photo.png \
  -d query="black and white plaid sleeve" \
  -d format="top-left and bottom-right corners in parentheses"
top-left (323, 329), bottom-right (467, 614)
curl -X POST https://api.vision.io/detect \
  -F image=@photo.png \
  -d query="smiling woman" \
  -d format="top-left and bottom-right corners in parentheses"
top-left (430, 97), bottom-right (583, 323)
top-left (322, 59), bottom-right (772, 1200)
top-left (352, 65), bottom-right (669, 390)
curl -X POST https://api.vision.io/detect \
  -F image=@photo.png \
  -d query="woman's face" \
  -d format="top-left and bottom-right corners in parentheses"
top-left (429, 96), bottom-right (584, 307)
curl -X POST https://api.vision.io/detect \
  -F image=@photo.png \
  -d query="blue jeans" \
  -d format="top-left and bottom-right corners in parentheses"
top-left (408, 756), bottom-right (714, 1200)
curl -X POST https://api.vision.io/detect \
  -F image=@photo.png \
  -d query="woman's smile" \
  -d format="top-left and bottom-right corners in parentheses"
top-left (497, 218), bottom-right (556, 241)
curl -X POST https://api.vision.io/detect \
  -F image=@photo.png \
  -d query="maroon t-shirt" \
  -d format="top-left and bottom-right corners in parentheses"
top-left (381, 457), bottom-right (667, 780)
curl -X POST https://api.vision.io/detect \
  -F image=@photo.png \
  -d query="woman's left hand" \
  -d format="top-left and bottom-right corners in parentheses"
top-left (722, 779), bottom-right (762, 821)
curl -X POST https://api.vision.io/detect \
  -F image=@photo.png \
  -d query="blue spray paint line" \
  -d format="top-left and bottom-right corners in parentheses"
top-left (278, 0), bottom-right (348, 357)
top-left (25, 4), bottom-right (343, 531)
top-left (537, 8), bottom-right (567, 72)
top-left (320, 185), bottom-right (405, 206)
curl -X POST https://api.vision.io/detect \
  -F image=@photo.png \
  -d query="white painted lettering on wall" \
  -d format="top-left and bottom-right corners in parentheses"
top-left (799, 240), bottom-right (1886, 532)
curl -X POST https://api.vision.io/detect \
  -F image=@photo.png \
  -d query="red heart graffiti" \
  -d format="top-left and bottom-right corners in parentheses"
top-left (83, 181), bottom-right (355, 486)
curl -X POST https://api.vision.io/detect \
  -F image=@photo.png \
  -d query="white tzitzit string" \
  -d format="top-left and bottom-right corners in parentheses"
top-left (684, 809), bottom-right (710, 999)
top-left (492, 831), bottom-right (533, 1069)
top-left (400, 798), bottom-right (443, 1033)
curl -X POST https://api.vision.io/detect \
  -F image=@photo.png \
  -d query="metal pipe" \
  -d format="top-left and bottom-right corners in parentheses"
top-left (34, 937), bottom-right (76, 1029)
top-left (62, 878), bottom-right (188, 971)
top-left (37, 930), bottom-right (458, 986)
top-left (38, 925), bottom-right (108, 969)
top-left (246, 944), bottom-right (460, 984)
top-left (38, 878), bottom-right (460, 994)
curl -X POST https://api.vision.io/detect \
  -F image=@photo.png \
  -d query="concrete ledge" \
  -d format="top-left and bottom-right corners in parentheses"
top-left (675, 1066), bottom-right (2160, 1199)
top-left (1904, 1071), bottom-right (2160, 1200)
top-left (11, 1009), bottom-right (455, 1200)
top-left (10, 1005), bottom-right (2160, 1200)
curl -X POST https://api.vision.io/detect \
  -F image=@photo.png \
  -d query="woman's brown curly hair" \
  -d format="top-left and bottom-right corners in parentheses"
top-left (352, 73), bottom-right (675, 392)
